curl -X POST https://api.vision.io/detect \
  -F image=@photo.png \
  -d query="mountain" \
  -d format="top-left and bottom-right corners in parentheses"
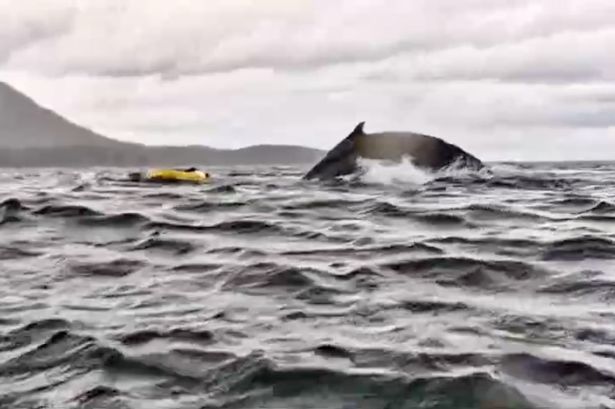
top-left (0, 82), bottom-right (133, 150)
top-left (0, 82), bottom-right (324, 167)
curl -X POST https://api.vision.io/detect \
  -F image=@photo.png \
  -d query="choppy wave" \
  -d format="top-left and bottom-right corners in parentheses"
top-left (2, 161), bottom-right (615, 408)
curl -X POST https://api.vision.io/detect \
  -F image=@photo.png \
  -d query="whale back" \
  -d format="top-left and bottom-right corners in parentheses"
top-left (303, 122), bottom-right (483, 180)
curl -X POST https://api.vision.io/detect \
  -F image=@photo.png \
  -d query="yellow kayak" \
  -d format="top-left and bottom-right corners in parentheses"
top-left (129, 168), bottom-right (211, 184)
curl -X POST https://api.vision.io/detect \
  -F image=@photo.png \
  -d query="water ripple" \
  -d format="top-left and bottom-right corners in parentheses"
top-left (2, 163), bottom-right (615, 408)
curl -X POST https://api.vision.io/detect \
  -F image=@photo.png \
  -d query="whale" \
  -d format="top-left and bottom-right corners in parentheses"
top-left (303, 122), bottom-right (484, 180)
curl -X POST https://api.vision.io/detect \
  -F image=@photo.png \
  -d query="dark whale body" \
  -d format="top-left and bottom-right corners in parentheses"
top-left (303, 122), bottom-right (484, 180)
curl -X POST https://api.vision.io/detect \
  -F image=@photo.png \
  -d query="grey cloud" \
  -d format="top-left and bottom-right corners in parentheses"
top-left (363, 28), bottom-right (614, 85)
top-left (2, 0), bottom-right (615, 161)
top-left (555, 86), bottom-right (615, 104)
top-left (489, 107), bottom-right (615, 129)
top-left (4, 0), bottom-right (615, 82)
top-left (0, 2), bottom-right (74, 64)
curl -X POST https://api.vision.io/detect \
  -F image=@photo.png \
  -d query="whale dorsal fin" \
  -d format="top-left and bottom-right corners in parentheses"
top-left (351, 121), bottom-right (365, 136)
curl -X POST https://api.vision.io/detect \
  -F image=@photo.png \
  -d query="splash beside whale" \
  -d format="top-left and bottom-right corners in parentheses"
top-left (303, 122), bottom-right (485, 180)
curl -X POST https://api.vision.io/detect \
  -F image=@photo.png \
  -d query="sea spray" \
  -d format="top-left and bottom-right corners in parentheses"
top-left (356, 156), bottom-right (433, 185)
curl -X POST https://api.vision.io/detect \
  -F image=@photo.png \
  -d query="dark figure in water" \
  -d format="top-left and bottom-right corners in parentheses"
top-left (303, 122), bottom-right (484, 180)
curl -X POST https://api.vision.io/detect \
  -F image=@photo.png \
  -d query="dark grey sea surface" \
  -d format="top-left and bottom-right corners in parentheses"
top-left (1, 162), bottom-right (615, 409)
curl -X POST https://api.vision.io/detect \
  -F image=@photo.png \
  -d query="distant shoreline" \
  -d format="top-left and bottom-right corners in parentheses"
top-left (1, 158), bottom-right (613, 169)
top-left (2, 82), bottom-right (612, 167)
top-left (1, 81), bottom-right (326, 167)
top-left (0, 145), bottom-right (324, 168)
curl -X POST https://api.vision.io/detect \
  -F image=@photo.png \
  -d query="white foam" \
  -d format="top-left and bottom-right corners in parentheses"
top-left (356, 156), bottom-right (433, 185)
top-left (355, 156), bottom-right (487, 186)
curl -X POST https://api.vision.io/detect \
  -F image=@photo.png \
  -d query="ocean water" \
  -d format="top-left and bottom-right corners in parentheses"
top-left (1, 161), bottom-right (615, 409)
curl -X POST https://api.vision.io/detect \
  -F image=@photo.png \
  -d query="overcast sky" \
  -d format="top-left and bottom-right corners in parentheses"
top-left (1, 0), bottom-right (614, 160)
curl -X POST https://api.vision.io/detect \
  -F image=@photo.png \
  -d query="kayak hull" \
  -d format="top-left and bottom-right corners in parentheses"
top-left (129, 169), bottom-right (210, 184)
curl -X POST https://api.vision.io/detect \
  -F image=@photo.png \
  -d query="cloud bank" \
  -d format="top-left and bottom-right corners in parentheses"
top-left (1, 0), bottom-right (614, 160)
